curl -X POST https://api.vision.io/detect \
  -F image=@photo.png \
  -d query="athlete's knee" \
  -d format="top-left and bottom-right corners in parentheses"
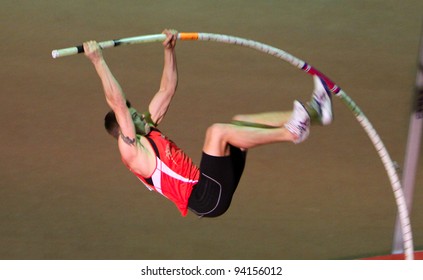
top-left (232, 114), bottom-right (247, 122)
top-left (205, 123), bottom-right (228, 141)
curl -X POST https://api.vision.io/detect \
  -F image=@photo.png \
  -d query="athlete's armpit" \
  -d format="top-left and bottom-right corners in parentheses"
top-left (119, 131), bottom-right (136, 146)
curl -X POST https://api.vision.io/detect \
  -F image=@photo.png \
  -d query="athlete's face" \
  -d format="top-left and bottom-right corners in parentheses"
top-left (128, 107), bottom-right (144, 132)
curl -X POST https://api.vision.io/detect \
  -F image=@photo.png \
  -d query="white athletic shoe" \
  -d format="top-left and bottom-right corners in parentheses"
top-left (284, 100), bottom-right (310, 144)
top-left (310, 75), bottom-right (333, 125)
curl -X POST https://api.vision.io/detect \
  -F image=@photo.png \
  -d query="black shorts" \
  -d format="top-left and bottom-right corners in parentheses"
top-left (188, 145), bottom-right (247, 218)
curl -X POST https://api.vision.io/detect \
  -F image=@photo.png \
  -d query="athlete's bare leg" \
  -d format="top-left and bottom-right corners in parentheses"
top-left (203, 122), bottom-right (296, 156)
top-left (232, 103), bottom-right (319, 128)
top-left (232, 111), bottom-right (292, 127)
top-left (203, 100), bottom-right (315, 156)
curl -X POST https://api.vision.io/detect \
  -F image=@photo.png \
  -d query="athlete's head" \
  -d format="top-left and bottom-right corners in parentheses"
top-left (104, 100), bottom-right (132, 140)
top-left (104, 100), bottom-right (151, 140)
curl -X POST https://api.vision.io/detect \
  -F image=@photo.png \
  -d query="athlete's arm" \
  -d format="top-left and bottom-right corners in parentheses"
top-left (148, 29), bottom-right (178, 126)
top-left (84, 41), bottom-right (138, 161)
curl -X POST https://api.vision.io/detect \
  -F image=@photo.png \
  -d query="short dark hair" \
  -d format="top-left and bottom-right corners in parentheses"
top-left (104, 100), bottom-right (132, 140)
